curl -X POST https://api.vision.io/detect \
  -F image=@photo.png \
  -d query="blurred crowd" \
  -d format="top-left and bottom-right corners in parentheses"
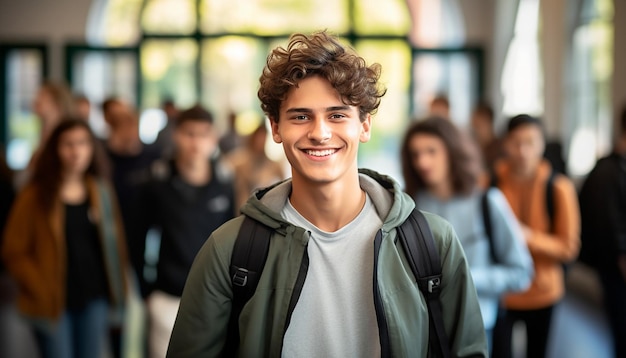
top-left (0, 79), bottom-right (624, 358)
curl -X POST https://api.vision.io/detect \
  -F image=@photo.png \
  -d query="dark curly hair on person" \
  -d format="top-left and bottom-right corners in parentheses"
top-left (400, 116), bottom-right (481, 197)
top-left (258, 31), bottom-right (386, 122)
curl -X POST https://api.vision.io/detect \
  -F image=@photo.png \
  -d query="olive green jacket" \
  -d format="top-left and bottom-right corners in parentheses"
top-left (168, 169), bottom-right (487, 357)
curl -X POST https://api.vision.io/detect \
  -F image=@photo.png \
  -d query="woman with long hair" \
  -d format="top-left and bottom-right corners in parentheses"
top-left (400, 116), bottom-right (533, 349)
top-left (2, 118), bottom-right (128, 358)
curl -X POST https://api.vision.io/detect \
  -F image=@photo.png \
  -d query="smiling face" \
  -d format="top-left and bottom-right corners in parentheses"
top-left (270, 76), bottom-right (371, 187)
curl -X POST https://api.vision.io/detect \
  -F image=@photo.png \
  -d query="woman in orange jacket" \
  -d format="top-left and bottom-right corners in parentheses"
top-left (2, 118), bottom-right (128, 358)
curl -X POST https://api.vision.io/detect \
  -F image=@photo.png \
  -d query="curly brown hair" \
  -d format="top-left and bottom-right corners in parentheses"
top-left (400, 116), bottom-right (482, 197)
top-left (258, 31), bottom-right (386, 122)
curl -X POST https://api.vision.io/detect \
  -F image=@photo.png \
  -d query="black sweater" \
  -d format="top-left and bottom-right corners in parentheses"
top-left (132, 159), bottom-right (235, 297)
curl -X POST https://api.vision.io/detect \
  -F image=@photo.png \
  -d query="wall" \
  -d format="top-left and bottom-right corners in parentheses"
top-left (0, 0), bottom-right (91, 80)
top-left (458, 0), bottom-right (495, 104)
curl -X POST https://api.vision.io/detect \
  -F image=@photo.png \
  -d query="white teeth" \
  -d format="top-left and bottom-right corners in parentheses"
top-left (306, 149), bottom-right (336, 157)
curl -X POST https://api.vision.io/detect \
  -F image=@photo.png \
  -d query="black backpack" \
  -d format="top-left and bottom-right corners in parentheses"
top-left (485, 170), bottom-right (556, 263)
top-left (225, 209), bottom-right (452, 358)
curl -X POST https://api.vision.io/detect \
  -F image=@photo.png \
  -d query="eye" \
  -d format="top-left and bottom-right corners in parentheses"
top-left (292, 115), bottom-right (308, 121)
top-left (330, 113), bottom-right (346, 120)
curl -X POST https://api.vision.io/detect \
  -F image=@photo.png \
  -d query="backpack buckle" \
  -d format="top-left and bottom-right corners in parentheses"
top-left (232, 267), bottom-right (249, 287)
top-left (428, 277), bottom-right (441, 293)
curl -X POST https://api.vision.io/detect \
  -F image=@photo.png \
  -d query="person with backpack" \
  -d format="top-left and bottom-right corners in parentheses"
top-left (578, 105), bottom-right (626, 358)
top-left (167, 31), bottom-right (488, 357)
top-left (491, 114), bottom-right (580, 358)
top-left (400, 116), bottom-right (534, 351)
top-left (131, 104), bottom-right (236, 358)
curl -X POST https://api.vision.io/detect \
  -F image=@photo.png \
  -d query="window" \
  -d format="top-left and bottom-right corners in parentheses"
top-left (66, 45), bottom-right (139, 137)
top-left (0, 44), bottom-right (48, 169)
top-left (500, 0), bottom-right (543, 117)
top-left (565, 0), bottom-right (613, 177)
top-left (411, 48), bottom-right (483, 126)
top-left (78, 0), bottom-right (482, 181)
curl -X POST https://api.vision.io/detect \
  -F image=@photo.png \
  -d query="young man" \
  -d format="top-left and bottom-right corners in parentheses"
top-left (491, 115), bottom-right (580, 358)
top-left (579, 105), bottom-right (626, 358)
top-left (133, 105), bottom-right (236, 358)
top-left (168, 32), bottom-right (487, 357)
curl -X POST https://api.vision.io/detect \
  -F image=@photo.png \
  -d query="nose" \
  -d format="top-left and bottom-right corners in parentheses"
top-left (308, 117), bottom-right (331, 143)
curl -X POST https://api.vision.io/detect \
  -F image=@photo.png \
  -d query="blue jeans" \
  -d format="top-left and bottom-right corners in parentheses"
top-left (34, 299), bottom-right (109, 358)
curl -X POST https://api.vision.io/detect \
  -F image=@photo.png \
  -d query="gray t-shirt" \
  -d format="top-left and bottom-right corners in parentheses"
top-left (280, 194), bottom-right (383, 358)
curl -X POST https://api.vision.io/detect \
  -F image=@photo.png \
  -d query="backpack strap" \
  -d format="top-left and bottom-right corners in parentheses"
top-left (224, 216), bottom-right (272, 357)
top-left (398, 209), bottom-right (451, 358)
top-left (481, 189), bottom-right (498, 263)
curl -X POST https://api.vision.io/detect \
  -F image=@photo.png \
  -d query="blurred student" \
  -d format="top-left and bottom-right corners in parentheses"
top-left (218, 111), bottom-right (243, 155)
top-left (0, 152), bottom-right (17, 358)
top-left (73, 94), bottom-right (91, 122)
top-left (101, 97), bottom-right (160, 273)
top-left (428, 94), bottom-right (450, 119)
top-left (2, 118), bottom-right (128, 358)
top-left (224, 122), bottom-right (286, 211)
top-left (154, 98), bottom-right (179, 157)
top-left (401, 116), bottom-right (533, 349)
top-left (0, 148), bottom-right (14, 261)
top-left (579, 105), bottom-right (626, 358)
top-left (20, 81), bottom-right (75, 186)
top-left (33, 81), bottom-right (75, 146)
top-left (132, 105), bottom-right (235, 358)
top-left (491, 114), bottom-right (580, 358)
top-left (470, 100), bottom-right (503, 174)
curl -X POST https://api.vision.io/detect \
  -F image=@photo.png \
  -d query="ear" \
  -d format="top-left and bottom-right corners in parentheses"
top-left (359, 114), bottom-right (372, 143)
top-left (270, 117), bottom-right (282, 143)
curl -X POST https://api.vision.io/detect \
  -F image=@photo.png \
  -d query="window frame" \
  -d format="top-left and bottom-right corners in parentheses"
top-left (0, 43), bottom-right (49, 145)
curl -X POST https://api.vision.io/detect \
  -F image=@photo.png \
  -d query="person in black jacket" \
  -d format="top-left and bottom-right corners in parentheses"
top-left (579, 105), bottom-right (626, 358)
top-left (132, 104), bottom-right (235, 358)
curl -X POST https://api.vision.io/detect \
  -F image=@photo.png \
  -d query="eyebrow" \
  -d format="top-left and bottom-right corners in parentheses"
top-left (285, 105), bottom-right (352, 113)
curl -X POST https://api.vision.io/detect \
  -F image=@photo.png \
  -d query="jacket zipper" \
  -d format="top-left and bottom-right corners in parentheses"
top-left (373, 230), bottom-right (392, 358)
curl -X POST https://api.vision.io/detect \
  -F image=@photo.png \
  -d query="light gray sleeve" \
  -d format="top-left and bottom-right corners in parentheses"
top-left (470, 188), bottom-right (534, 296)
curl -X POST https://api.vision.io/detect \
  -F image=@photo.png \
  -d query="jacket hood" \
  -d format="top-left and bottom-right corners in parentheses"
top-left (239, 169), bottom-right (416, 234)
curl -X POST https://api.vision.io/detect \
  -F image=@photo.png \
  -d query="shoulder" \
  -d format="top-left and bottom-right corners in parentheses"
top-left (13, 184), bottom-right (40, 206)
top-left (202, 215), bottom-right (247, 258)
top-left (551, 173), bottom-right (577, 197)
top-left (419, 211), bottom-right (456, 251)
top-left (484, 186), bottom-right (509, 208)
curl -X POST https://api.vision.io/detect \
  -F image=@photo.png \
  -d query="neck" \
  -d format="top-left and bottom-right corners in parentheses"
top-left (429, 180), bottom-right (453, 200)
top-left (510, 163), bottom-right (538, 180)
top-left (60, 173), bottom-right (87, 204)
top-left (176, 157), bottom-right (211, 186)
top-left (62, 171), bottom-right (84, 184)
top-left (107, 133), bottom-right (142, 155)
top-left (615, 136), bottom-right (626, 155)
top-left (40, 121), bottom-right (55, 143)
top-left (289, 172), bottom-right (365, 232)
top-left (479, 133), bottom-right (494, 147)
